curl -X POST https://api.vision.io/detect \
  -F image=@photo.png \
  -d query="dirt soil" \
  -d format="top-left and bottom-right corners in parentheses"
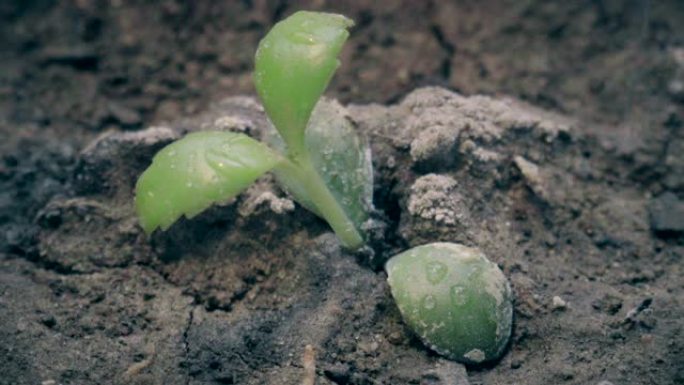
top-left (1, 1), bottom-right (683, 385)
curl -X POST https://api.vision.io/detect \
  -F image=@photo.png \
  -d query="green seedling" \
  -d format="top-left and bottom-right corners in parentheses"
top-left (135, 11), bottom-right (372, 249)
top-left (135, 10), bottom-right (514, 364)
top-left (386, 242), bottom-right (513, 364)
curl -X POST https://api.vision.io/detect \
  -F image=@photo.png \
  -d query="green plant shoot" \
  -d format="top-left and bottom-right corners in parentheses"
top-left (254, 11), bottom-right (353, 158)
top-left (135, 11), bottom-right (371, 250)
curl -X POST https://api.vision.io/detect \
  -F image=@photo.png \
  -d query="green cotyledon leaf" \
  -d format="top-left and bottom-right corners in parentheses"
top-left (254, 11), bottom-right (354, 153)
top-left (266, 99), bottom-right (373, 236)
top-left (135, 131), bottom-right (282, 233)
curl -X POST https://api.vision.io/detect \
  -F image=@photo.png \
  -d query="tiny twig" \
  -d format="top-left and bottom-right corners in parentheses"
top-left (301, 344), bottom-right (316, 385)
top-left (123, 344), bottom-right (156, 379)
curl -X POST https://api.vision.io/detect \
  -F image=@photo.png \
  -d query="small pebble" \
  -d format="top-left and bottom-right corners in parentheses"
top-left (387, 331), bottom-right (404, 345)
top-left (552, 296), bottom-right (567, 310)
top-left (649, 192), bottom-right (684, 235)
top-left (514, 155), bottom-right (549, 200)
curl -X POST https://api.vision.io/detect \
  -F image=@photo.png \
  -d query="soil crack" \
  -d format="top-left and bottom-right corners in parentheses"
top-left (182, 304), bottom-right (195, 385)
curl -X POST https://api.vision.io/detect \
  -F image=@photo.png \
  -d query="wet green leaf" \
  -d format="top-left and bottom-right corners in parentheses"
top-left (135, 131), bottom-right (282, 233)
top-left (267, 99), bottom-right (373, 237)
top-left (254, 11), bottom-right (354, 153)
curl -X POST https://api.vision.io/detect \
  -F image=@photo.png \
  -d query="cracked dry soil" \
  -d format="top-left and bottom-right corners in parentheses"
top-left (1, 1), bottom-right (683, 385)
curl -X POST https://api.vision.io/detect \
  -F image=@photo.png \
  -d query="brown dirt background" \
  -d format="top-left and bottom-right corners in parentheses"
top-left (1, 1), bottom-right (683, 384)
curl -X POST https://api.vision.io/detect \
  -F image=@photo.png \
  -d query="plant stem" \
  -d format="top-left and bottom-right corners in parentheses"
top-left (279, 151), bottom-right (364, 250)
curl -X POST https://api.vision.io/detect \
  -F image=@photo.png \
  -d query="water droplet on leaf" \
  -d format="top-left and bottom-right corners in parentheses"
top-left (450, 285), bottom-right (466, 306)
top-left (426, 261), bottom-right (448, 284)
top-left (423, 295), bottom-right (436, 310)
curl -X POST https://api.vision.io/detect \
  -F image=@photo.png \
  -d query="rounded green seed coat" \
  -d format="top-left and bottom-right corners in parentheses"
top-left (386, 242), bottom-right (513, 364)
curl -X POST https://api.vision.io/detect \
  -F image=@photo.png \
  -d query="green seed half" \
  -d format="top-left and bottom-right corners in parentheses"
top-left (386, 242), bottom-right (513, 364)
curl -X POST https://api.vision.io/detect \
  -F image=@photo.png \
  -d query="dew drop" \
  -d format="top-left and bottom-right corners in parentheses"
top-left (423, 295), bottom-right (436, 310)
top-left (426, 261), bottom-right (448, 284)
top-left (290, 31), bottom-right (317, 45)
top-left (450, 285), bottom-right (466, 306)
top-left (147, 191), bottom-right (155, 198)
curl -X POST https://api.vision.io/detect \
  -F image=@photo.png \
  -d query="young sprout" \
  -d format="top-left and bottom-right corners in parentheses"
top-left (135, 11), bottom-right (372, 249)
top-left (386, 242), bottom-right (513, 364)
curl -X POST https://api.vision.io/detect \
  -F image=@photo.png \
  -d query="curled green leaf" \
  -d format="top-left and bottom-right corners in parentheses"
top-left (135, 131), bottom-right (282, 233)
top-left (254, 11), bottom-right (354, 154)
top-left (266, 99), bottom-right (373, 237)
